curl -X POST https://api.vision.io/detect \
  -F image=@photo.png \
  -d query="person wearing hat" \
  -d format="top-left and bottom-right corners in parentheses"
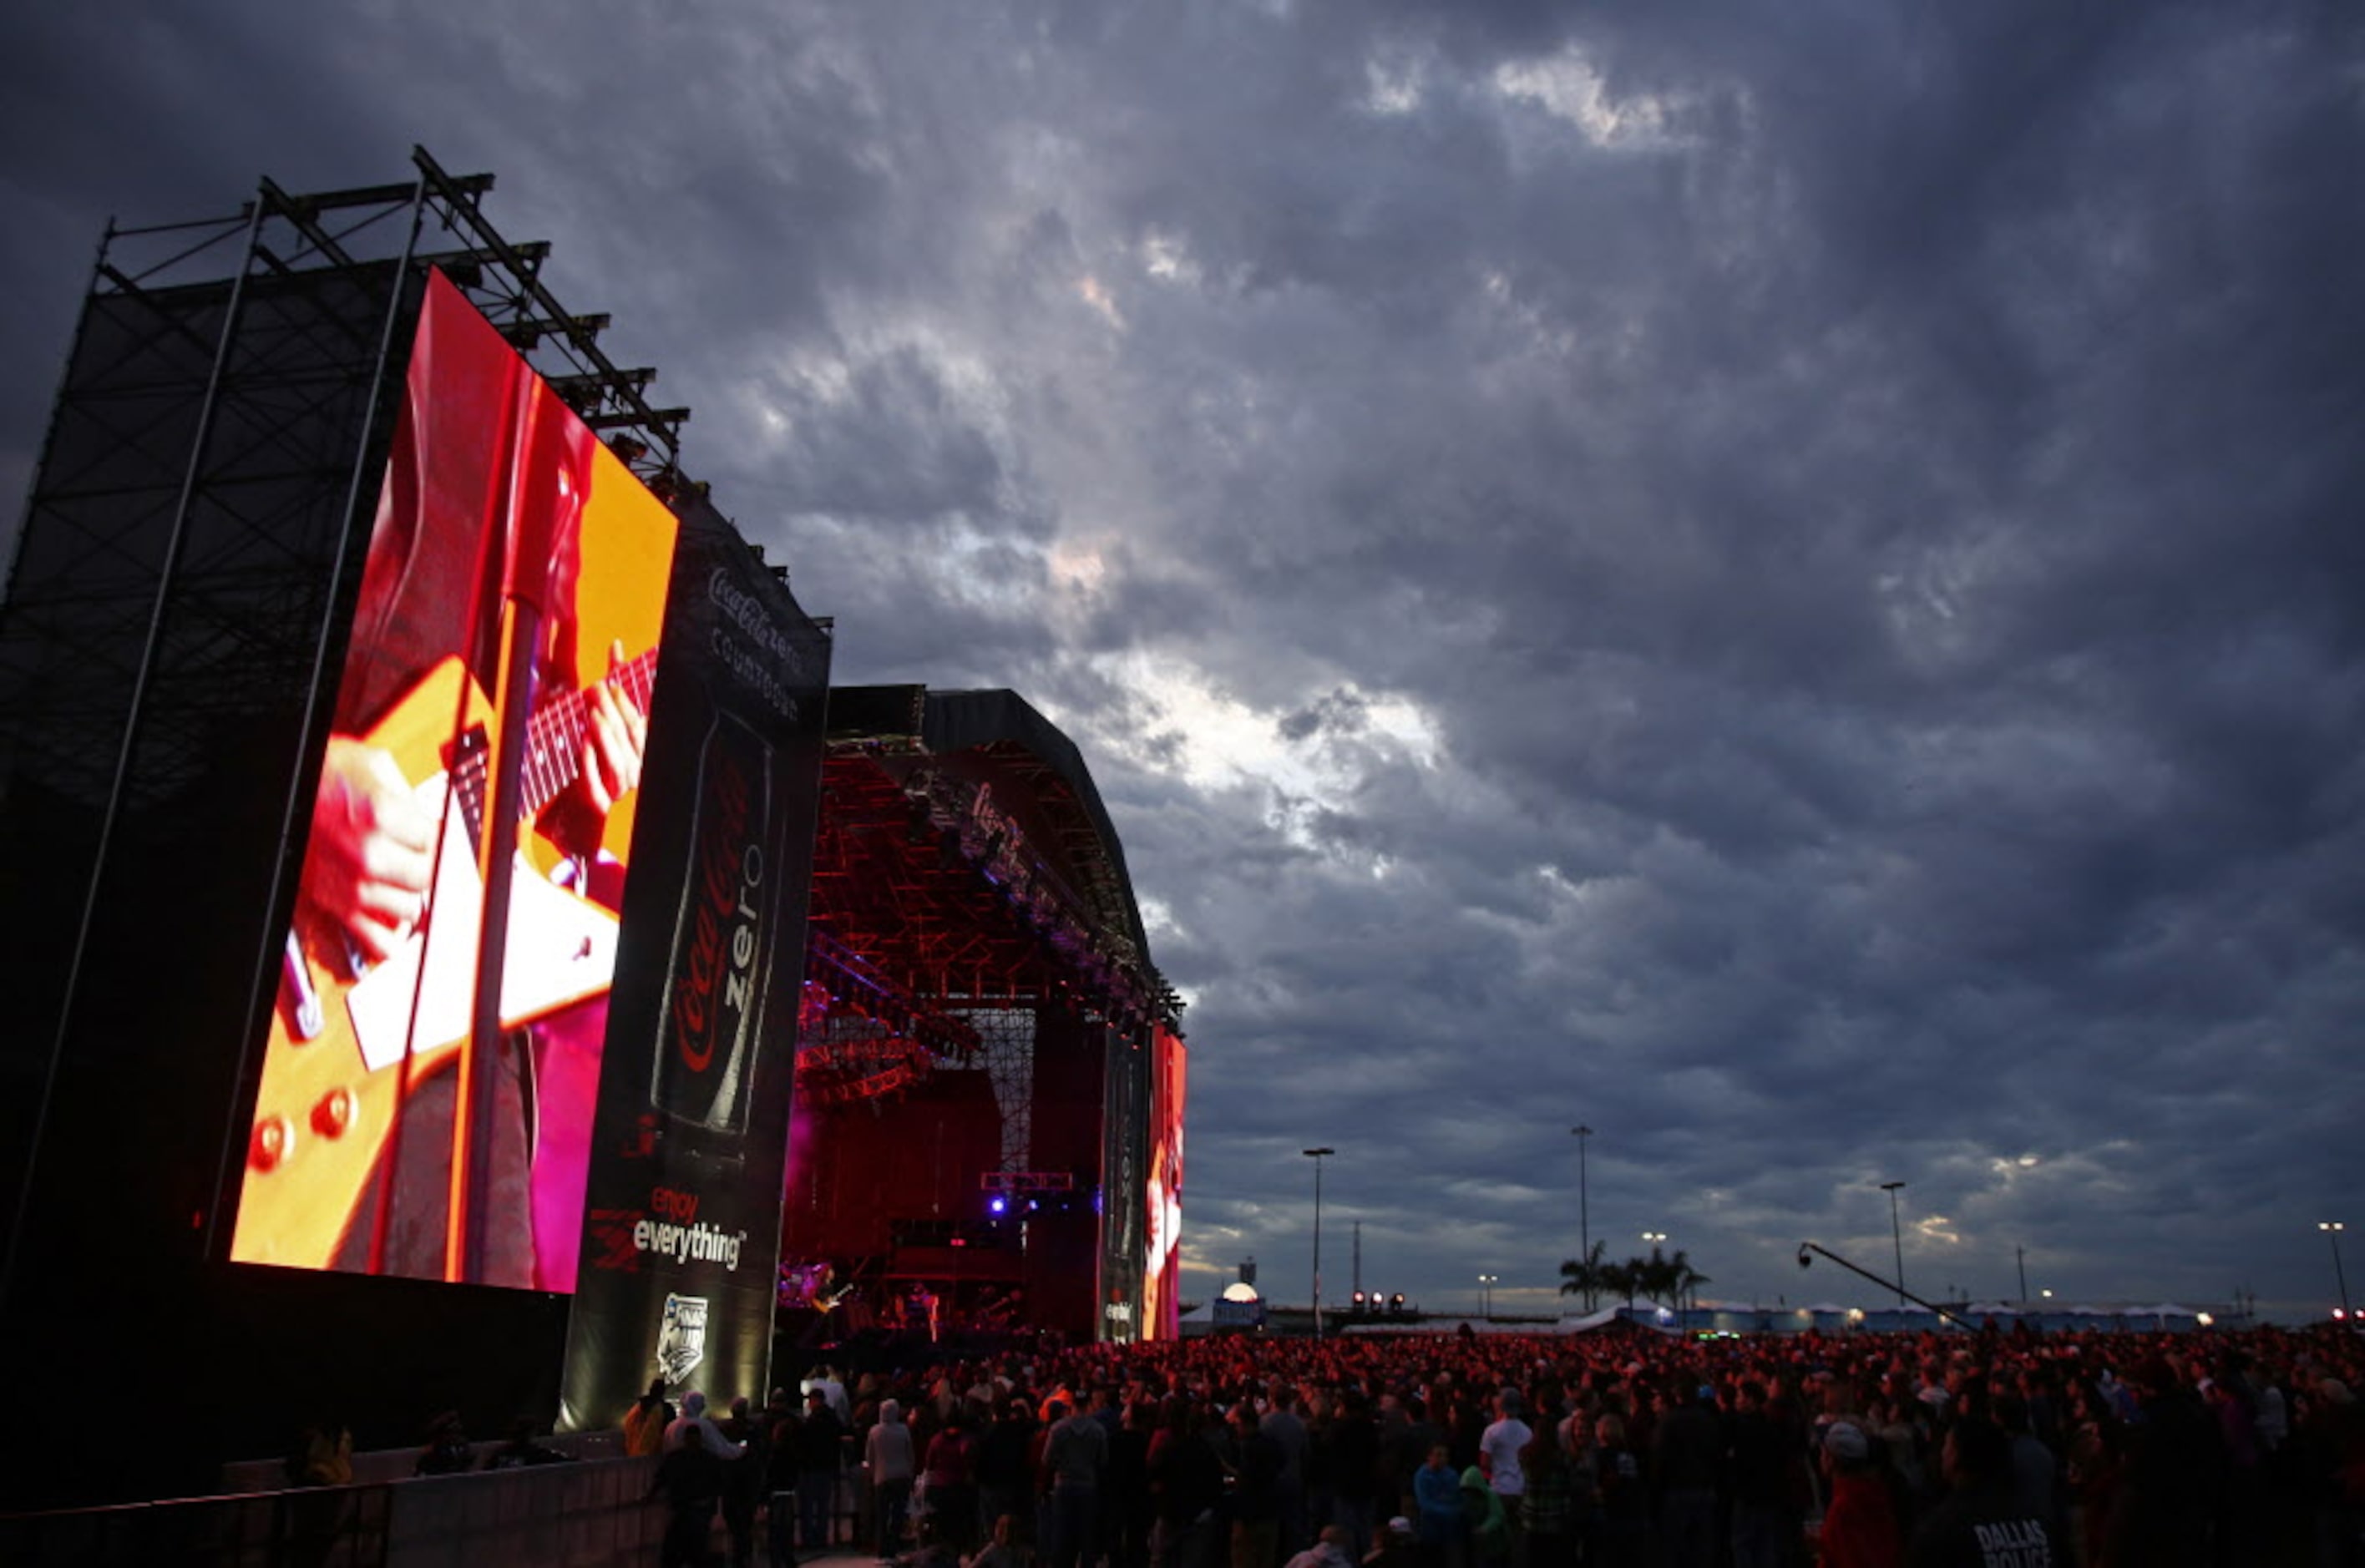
top-left (668, 1390), bottom-right (749, 1461)
top-left (1362, 1516), bottom-right (1418, 1568)
top-left (625, 1378), bottom-right (677, 1459)
top-left (1457, 1464), bottom-right (1508, 1568)
top-left (1814, 1422), bottom-right (1901, 1568)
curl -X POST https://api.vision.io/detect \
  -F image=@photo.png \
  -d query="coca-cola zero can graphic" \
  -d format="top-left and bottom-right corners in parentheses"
top-left (651, 706), bottom-right (776, 1141)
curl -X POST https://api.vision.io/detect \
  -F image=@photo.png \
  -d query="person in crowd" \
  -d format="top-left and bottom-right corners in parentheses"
top-left (805, 1363), bottom-right (853, 1425)
top-left (1411, 1443), bottom-right (1463, 1568)
top-left (979, 1397), bottom-right (1041, 1552)
top-left (764, 1389), bottom-right (803, 1568)
top-left (484, 1416), bottom-right (571, 1469)
top-left (1990, 1393), bottom-right (2059, 1551)
top-left (415, 1411), bottom-right (474, 1477)
top-left (671, 1391), bottom-right (750, 1462)
top-left (718, 1395), bottom-right (770, 1568)
top-left (1474, 1388), bottom-right (1528, 1564)
top-left (1590, 1413), bottom-right (1648, 1568)
top-left (1282, 1523), bottom-right (1355, 1568)
top-left (966, 1513), bottom-right (1025, 1568)
top-left (1108, 1395), bottom-right (1157, 1568)
top-left (1326, 1390), bottom-right (1382, 1561)
top-left (1650, 1379), bottom-right (1721, 1568)
top-left (627, 1378), bottom-right (678, 1459)
top-left (1816, 1421), bottom-right (1902, 1568)
top-left (1907, 1416), bottom-right (2054, 1568)
top-left (871, 1398), bottom-right (919, 1560)
top-left (1264, 1384), bottom-right (1311, 1558)
top-left (288, 1416), bottom-right (355, 1488)
top-left (1043, 1394), bottom-right (1110, 1568)
top-left (1725, 1378), bottom-right (1793, 1568)
top-left (2098, 1356), bottom-right (2223, 1567)
top-left (1149, 1399), bottom-right (1228, 1568)
top-left (1363, 1516), bottom-right (1417, 1568)
top-left (1229, 1401), bottom-right (1288, 1568)
top-left (1514, 1429), bottom-right (1572, 1568)
top-left (652, 1425), bottom-right (727, 1568)
top-left (1456, 1464), bottom-right (1506, 1568)
top-left (926, 1405), bottom-right (983, 1555)
top-left (798, 1385), bottom-right (851, 1555)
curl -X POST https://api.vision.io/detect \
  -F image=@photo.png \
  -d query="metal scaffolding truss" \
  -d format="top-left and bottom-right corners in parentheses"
top-left (794, 691), bottom-right (1182, 1189)
top-left (0, 149), bottom-right (715, 1294)
top-left (1, 144), bottom-right (703, 816)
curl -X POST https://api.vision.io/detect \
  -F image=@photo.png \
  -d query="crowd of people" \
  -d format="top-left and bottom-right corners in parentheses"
top-left (628, 1318), bottom-right (2365, 1568)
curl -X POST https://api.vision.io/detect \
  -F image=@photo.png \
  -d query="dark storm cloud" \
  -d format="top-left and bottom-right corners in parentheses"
top-left (5, 0), bottom-right (2359, 1318)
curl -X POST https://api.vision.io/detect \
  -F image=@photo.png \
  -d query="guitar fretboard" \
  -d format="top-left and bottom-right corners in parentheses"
top-left (449, 650), bottom-right (661, 847)
top-left (519, 650), bottom-right (660, 819)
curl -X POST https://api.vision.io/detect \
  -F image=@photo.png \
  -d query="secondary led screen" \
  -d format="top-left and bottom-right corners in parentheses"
top-left (231, 269), bottom-right (679, 1290)
top-left (1144, 1025), bottom-right (1187, 1339)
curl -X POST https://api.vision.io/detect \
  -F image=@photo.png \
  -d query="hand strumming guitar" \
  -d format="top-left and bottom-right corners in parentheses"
top-left (540, 639), bottom-right (650, 865)
top-left (303, 736), bottom-right (435, 965)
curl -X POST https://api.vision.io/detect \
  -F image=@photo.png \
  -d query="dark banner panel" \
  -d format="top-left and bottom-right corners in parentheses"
top-left (560, 499), bottom-right (831, 1430)
top-left (1144, 1028), bottom-right (1186, 1341)
top-left (1027, 1009), bottom-right (1107, 1340)
top-left (229, 270), bottom-right (683, 1289)
top-left (1100, 1029), bottom-right (1148, 1341)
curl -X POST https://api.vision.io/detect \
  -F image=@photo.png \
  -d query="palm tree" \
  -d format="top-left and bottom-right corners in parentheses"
top-left (1600, 1257), bottom-right (1638, 1314)
top-left (1557, 1240), bottom-right (1610, 1310)
top-left (1669, 1249), bottom-right (1710, 1323)
top-left (1635, 1247), bottom-right (1679, 1308)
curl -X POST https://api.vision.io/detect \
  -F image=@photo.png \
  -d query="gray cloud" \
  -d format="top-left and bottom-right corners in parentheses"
top-left (5, 0), bottom-right (2360, 1319)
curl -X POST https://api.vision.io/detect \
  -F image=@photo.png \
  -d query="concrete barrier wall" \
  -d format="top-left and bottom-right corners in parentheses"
top-left (220, 1428), bottom-right (627, 1495)
top-left (388, 1455), bottom-right (667, 1568)
top-left (0, 1453), bottom-right (671, 1568)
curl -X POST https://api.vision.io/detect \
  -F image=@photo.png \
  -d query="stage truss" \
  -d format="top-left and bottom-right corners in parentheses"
top-left (797, 690), bottom-right (1182, 1180)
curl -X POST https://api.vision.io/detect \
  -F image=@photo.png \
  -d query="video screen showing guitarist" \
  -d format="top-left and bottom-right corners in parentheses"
top-left (230, 269), bottom-right (679, 1290)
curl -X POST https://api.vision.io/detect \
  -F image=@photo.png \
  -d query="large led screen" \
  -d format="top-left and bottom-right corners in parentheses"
top-left (1144, 1025), bottom-right (1187, 1340)
top-left (230, 269), bottom-right (680, 1290)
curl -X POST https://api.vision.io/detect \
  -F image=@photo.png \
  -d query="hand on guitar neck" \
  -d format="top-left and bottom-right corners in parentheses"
top-left (536, 639), bottom-right (650, 870)
top-left (302, 639), bottom-right (648, 964)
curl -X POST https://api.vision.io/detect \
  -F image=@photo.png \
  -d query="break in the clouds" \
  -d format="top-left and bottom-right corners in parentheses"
top-left (6, 0), bottom-right (2362, 1318)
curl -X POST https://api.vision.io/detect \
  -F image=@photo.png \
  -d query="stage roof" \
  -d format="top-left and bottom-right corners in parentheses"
top-left (800, 685), bottom-right (1178, 1095)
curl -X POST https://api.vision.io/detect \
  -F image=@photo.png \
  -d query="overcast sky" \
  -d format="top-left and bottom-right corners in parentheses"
top-left (6, 1), bottom-right (2362, 1320)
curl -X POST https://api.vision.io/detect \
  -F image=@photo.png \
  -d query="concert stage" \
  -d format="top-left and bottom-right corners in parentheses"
top-left (0, 149), bottom-right (1184, 1517)
top-left (782, 685), bottom-right (1187, 1350)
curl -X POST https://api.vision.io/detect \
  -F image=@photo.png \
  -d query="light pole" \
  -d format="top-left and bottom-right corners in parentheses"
top-left (1643, 1232), bottom-right (1669, 1321)
top-left (1479, 1273), bottom-right (1498, 1318)
top-left (2323, 1222), bottom-right (2352, 1319)
top-left (1880, 1182), bottom-right (1907, 1316)
top-left (1571, 1125), bottom-right (1594, 1308)
top-left (1304, 1147), bottom-right (1334, 1337)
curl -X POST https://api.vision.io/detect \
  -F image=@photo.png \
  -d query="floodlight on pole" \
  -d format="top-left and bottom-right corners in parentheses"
top-left (2323, 1222), bottom-right (2352, 1319)
top-left (1881, 1182), bottom-right (1907, 1313)
top-left (1304, 1148), bottom-right (1334, 1338)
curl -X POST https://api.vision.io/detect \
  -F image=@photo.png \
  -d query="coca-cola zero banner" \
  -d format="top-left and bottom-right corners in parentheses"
top-left (558, 502), bottom-right (830, 1430)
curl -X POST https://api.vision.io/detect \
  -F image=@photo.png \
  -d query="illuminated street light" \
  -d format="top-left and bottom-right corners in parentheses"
top-left (2323, 1222), bottom-right (2352, 1319)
